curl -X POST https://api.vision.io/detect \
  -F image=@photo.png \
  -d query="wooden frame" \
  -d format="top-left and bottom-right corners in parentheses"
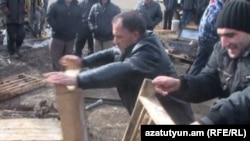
top-left (122, 79), bottom-right (175, 141)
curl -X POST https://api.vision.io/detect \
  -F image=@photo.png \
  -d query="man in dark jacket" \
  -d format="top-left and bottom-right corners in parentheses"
top-left (46, 0), bottom-right (81, 71)
top-left (194, 0), bottom-right (209, 25)
top-left (163, 0), bottom-right (177, 30)
top-left (44, 10), bottom-right (194, 124)
top-left (88, 0), bottom-right (121, 53)
top-left (135, 0), bottom-right (163, 30)
top-left (74, 0), bottom-right (99, 57)
top-left (153, 0), bottom-right (250, 124)
top-left (0, 0), bottom-right (26, 58)
top-left (180, 0), bottom-right (195, 28)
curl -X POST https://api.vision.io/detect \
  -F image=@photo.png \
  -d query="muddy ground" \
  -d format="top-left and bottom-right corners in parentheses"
top-left (0, 38), bottom-right (130, 141)
top-left (0, 31), bottom-right (214, 141)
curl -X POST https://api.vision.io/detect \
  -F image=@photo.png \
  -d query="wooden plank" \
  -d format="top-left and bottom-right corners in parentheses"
top-left (56, 86), bottom-right (88, 141)
top-left (121, 90), bottom-right (144, 141)
top-left (139, 96), bottom-right (175, 124)
top-left (2, 110), bottom-right (59, 118)
top-left (130, 107), bottom-right (146, 141)
top-left (122, 79), bottom-right (176, 141)
top-left (55, 65), bottom-right (88, 141)
top-left (154, 29), bottom-right (177, 35)
top-left (0, 118), bottom-right (62, 141)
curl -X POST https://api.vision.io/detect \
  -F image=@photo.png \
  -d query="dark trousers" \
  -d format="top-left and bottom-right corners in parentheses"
top-left (163, 9), bottom-right (175, 30)
top-left (180, 10), bottom-right (193, 28)
top-left (188, 38), bottom-right (218, 75)
top-left (6, 23), bottom-right (25, 55)
top-left (74, 23), bottom-right (93, 57)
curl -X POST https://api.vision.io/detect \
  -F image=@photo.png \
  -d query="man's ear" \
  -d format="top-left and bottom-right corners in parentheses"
top-left (132, 31), bottom-right (140, 41)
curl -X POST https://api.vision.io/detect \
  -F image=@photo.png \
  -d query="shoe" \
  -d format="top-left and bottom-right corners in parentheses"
top-left (15, 50), bottom-right (22, 58)
top-left (9, 53), bottom-right (19, 59)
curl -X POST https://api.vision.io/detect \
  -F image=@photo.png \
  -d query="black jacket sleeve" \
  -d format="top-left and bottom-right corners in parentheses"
top-left (46, 3), bottom-right (59, 32)
top-left (77, 42), bottom-right (168, 89)
top-left (173, 44), bottom-right (223, 103)
top-left (199, 86), bottom-right (250, 124)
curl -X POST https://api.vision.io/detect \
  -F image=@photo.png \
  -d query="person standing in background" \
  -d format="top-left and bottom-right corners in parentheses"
top-left (74, 0), bottom-right (99, 57)
top-left (0, 0), bottom-right (26, 58)
top-left (135, 0), bottom-right (162, 31)
top-left (163, 0), bottom-right (177, 30)
top-left (46, 0), bottom-right (81, 71)
top-left (88, 0), bottom-right (121, 53)
top-left (188, 0), bottom-right (229, 75)
top-left (180, 0), bottom-right (195, 28)
top-left (194, 0), bottom-right (209, 25)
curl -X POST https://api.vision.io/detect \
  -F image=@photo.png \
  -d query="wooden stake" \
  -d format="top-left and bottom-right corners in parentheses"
top-left (56, 64), bottom-right (88, 141)
top-left (56, 85), bottom-right (88, 141)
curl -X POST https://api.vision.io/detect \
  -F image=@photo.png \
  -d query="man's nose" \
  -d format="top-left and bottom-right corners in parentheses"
top-left (221, 36), bottom-right (229, 47)
top-left (113, 37), bottom-right (118, 45)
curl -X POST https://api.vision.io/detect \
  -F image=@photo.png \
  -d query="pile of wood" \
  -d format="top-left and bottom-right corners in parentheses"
top-left (0, 73), bottom-right (45, 101)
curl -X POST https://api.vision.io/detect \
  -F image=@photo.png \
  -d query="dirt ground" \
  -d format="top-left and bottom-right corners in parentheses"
top-left (0, 31), bottom-right (214, 141)
top-left (0, 37), bottom-right (131, 141)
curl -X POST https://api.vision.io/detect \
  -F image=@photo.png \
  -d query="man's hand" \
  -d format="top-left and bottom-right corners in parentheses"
top-left (152, 76), bottom-right (181, 95)
top-left (59, 55), bottom-right (82, 70)
top-left (43, 72), bottom-right (77, 86)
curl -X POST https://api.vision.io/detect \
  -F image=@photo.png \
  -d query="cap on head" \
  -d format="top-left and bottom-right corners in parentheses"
top-left (216, 0), bottom-right (250, 33)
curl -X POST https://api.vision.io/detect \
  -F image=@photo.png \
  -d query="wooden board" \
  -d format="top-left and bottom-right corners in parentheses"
top-left (56, 86), bottom-right (88, 141)
top-left (55, 65), bottom-right (88, 141)
top-left (122, 79), bottom-right (175, 141)
top-left (0, 118), bottom-right (62, 141)
top-left (0, 73), bottom-right (45, 101)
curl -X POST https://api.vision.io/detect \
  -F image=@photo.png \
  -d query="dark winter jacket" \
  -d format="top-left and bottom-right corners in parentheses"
top-left (0, 0), bottom-right (25, 24)
top-left (76, 31), bottom-right (194, 124)
top-left (78, 0), bottom-right (98, 31)
top-left (163, 0), bottom-right (177, 10)
top-left (181, 0), bottom-right (195, 10)
top-left (135, 0), bottom-right (163, 30)
top-left (46, 0), bottom-right (81, 41)
top-left (79, 0), bottom-right (99, 23)
top-left (175, 42), bottom-right (250, 124)
top-left (195, 0), bottom-right (209, 12)
top-left (88, 0), bottom-right (121, 41)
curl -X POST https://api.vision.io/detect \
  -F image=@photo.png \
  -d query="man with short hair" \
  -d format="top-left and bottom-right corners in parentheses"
top-left (73, 0), bottom-right (98, 57)
top-left (153, 0), bottom-right (250, 124)
top-left (135, 0), bottom-right (163, 30)
top-left (44, 10), bottom-right (194, 124)
top-left (46, 0), bottom-right (81, 71)
top-left (88, 0), bottom-right (121, 53)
